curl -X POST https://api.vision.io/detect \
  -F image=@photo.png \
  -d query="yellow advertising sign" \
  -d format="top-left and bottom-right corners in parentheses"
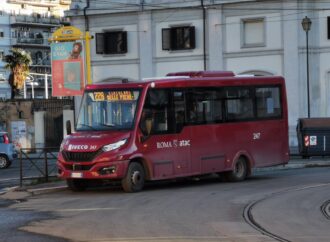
top-left (50, 26), bottom-right (84, 42)
top-left (49, 26), bottom-right (93, 86)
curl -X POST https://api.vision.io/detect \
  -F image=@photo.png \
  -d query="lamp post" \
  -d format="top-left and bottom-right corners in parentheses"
top-left (301, 16), bottom-right (312, 118)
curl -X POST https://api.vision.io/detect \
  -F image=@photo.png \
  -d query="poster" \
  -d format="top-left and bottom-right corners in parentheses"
top-left (51, 41), bottom-right (85, 96)
top-left (11, 120), bottom-right (27, 150)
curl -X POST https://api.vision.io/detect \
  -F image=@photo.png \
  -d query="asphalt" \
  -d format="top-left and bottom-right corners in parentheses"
top-left (1, 156), bottom-right (330, 201)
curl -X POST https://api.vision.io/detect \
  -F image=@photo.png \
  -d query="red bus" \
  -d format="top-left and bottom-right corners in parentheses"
top-left (57, 71), bottom-right (289, 192)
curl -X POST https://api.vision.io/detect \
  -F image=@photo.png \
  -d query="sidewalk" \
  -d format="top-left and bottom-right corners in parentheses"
top-left (1, 157), bottom-right (330, 200)
top-left (254, 156), bottom-right (330, 172)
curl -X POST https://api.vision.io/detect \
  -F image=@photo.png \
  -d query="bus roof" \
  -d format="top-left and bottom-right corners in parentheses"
top-left (85, 71), bottom-right (285, 91)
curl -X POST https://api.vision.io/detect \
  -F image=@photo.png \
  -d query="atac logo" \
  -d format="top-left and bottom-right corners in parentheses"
top-left (156, 140), bottom-right (190, 149)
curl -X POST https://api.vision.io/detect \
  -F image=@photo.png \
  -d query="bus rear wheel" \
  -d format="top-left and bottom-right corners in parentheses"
top-left (122, 162), bottom-right (145, 193)
top-left (67, 179), bottom-right (88, 192)
top-left (225, 157), bottom-right (247, 182)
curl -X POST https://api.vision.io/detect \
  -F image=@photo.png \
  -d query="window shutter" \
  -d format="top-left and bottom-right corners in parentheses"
top-left (121, 31), bottom-right (127, 53)
top-left (328, 17), bottom-right (330, 40)
top-left (189, 26), bottom-right (196, 49)
top-left (95, 33), bottom-right (104, 54)
top-left (162, 28), bottom-right (170, 50)
top-left (107, 32), bottom-right (116, 53)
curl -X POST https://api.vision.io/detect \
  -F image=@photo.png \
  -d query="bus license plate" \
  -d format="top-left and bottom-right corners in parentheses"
top-left (71, 172), bottom-right (83, 178)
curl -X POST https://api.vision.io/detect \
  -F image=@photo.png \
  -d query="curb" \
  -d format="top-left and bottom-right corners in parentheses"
top-left (0, 186), bottom-right (19, 196)
top-left (253, 161), bottom-right (330, 172)
top-left (27, 185), bottom-right (67, 195)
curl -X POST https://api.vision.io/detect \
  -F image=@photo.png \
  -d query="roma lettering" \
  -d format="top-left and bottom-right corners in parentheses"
top-left (157, 142), bottom-right (173, 149)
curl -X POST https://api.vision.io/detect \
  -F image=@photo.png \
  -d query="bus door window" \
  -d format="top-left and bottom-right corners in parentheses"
top-left (173, 90), bottom-right (186, 132)
top-left (140, 108), bottom-right (154, 136)
top-left (139, 89), bottom-right (172, 135)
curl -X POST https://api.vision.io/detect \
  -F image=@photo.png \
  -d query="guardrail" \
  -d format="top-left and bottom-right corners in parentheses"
top-left (19, 147), bottom-right (59, 187)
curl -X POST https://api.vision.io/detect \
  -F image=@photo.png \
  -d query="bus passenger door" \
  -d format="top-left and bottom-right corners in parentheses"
top-left (186, 88), bottom-right (226, 175)
top-left (137, 89), bottom-right (191, 180)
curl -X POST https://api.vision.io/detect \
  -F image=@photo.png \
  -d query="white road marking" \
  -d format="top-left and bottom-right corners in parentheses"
top-left (55, 207), bottom-right (120, 212)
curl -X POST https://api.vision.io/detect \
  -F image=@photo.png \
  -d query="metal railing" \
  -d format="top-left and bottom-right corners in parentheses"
top-left (19, 147), bottom-right (59, 187)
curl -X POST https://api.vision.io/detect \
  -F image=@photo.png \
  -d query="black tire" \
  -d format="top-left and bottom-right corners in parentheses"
top-left (0, 155), bottom-right (10, 169)
top-left (66, 179), bottom-right (88, 192)
top-left (121, 162), bottom-right (145, 192)
top-left (225, 157), bottom-right (248, 182)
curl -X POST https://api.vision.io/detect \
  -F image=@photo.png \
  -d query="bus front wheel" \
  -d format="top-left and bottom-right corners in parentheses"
top-left (225, 157), bottom-right (247, 182)
top-left (122, 162), bottom-right (145, 192)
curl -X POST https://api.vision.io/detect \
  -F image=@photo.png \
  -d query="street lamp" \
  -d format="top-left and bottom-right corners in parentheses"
top-left (301, 16), bottom-right (312, 118)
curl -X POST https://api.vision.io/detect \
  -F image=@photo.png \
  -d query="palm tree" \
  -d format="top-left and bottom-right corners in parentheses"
top-left (4, 48), bottom-right (32, 99)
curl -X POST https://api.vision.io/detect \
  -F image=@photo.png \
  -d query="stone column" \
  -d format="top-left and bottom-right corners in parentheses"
top-left (208, 8), bottom-right (224, 70)
top-left (282, 2), bottom-right (300, 148)
top-left (138, 11), bottom-right (154, 78)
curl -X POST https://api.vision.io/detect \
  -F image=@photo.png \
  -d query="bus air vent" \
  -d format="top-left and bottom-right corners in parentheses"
top-left (62, 150), bottom-right (102, 162)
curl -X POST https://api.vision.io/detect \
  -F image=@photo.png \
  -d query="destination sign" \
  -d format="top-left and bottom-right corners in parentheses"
top-left (91, 91), bottom-right (135, 101)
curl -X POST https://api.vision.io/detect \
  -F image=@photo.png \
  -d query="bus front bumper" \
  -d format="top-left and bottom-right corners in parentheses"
top-left (57, 160), bottom-right (130, 180)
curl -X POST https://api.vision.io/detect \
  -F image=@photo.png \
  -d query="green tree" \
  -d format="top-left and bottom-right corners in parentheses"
top-left (4, 48), bottom-right (32, 99)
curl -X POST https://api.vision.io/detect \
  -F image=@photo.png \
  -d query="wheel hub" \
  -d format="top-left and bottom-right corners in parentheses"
top-left (235, 162), bottom-right (244, 177)
top-left (132, 171), bottom-right (141, 185)
top-left (0, 158), bottom-right (6, 168)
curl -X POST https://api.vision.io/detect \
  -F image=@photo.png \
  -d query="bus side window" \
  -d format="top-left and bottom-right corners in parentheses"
top-left (256, 87), bottom-right (282, 118)
top-left (225, 87), bottom-right (254, 121)
top-left (186, 88), bottom-right (223, 124)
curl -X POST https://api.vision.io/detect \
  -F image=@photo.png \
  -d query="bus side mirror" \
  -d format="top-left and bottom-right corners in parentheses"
top-left (66, 120), bottom-right (72, 135)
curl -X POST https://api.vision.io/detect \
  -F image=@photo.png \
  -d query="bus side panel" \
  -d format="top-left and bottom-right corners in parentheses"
top-left (188, 124), bottom-right (227, 175)
top-left (248, 119), bottom-right (288, 167)
top-left (189, 120), bottom-right (288, 174)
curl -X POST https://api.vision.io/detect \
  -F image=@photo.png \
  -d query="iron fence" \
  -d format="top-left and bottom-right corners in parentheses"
top-left (19, 147), bottom-right (59, 187)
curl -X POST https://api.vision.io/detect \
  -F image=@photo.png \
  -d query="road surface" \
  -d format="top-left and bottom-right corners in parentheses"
top-left (0, 167), bottom-right (329, 242)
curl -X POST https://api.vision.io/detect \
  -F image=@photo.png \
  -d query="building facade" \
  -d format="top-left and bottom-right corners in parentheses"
top-left (67, 0), bottom-right (330, 148)
top-left (0, 0), bottom-right (70, 99)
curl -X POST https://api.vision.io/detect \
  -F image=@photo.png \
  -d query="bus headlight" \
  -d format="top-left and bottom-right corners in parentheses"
top-left (102, 139), bottom-right (127, 152)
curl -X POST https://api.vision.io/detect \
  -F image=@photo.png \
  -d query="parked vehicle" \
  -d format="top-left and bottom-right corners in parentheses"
top-left (0, 132), bottom-right (17, 169)
top-left (57, 71), bottom-right (289, 192)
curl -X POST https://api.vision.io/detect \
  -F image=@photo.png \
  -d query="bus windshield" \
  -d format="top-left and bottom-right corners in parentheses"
top-left (76, 89), bottom-right (141, 131)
